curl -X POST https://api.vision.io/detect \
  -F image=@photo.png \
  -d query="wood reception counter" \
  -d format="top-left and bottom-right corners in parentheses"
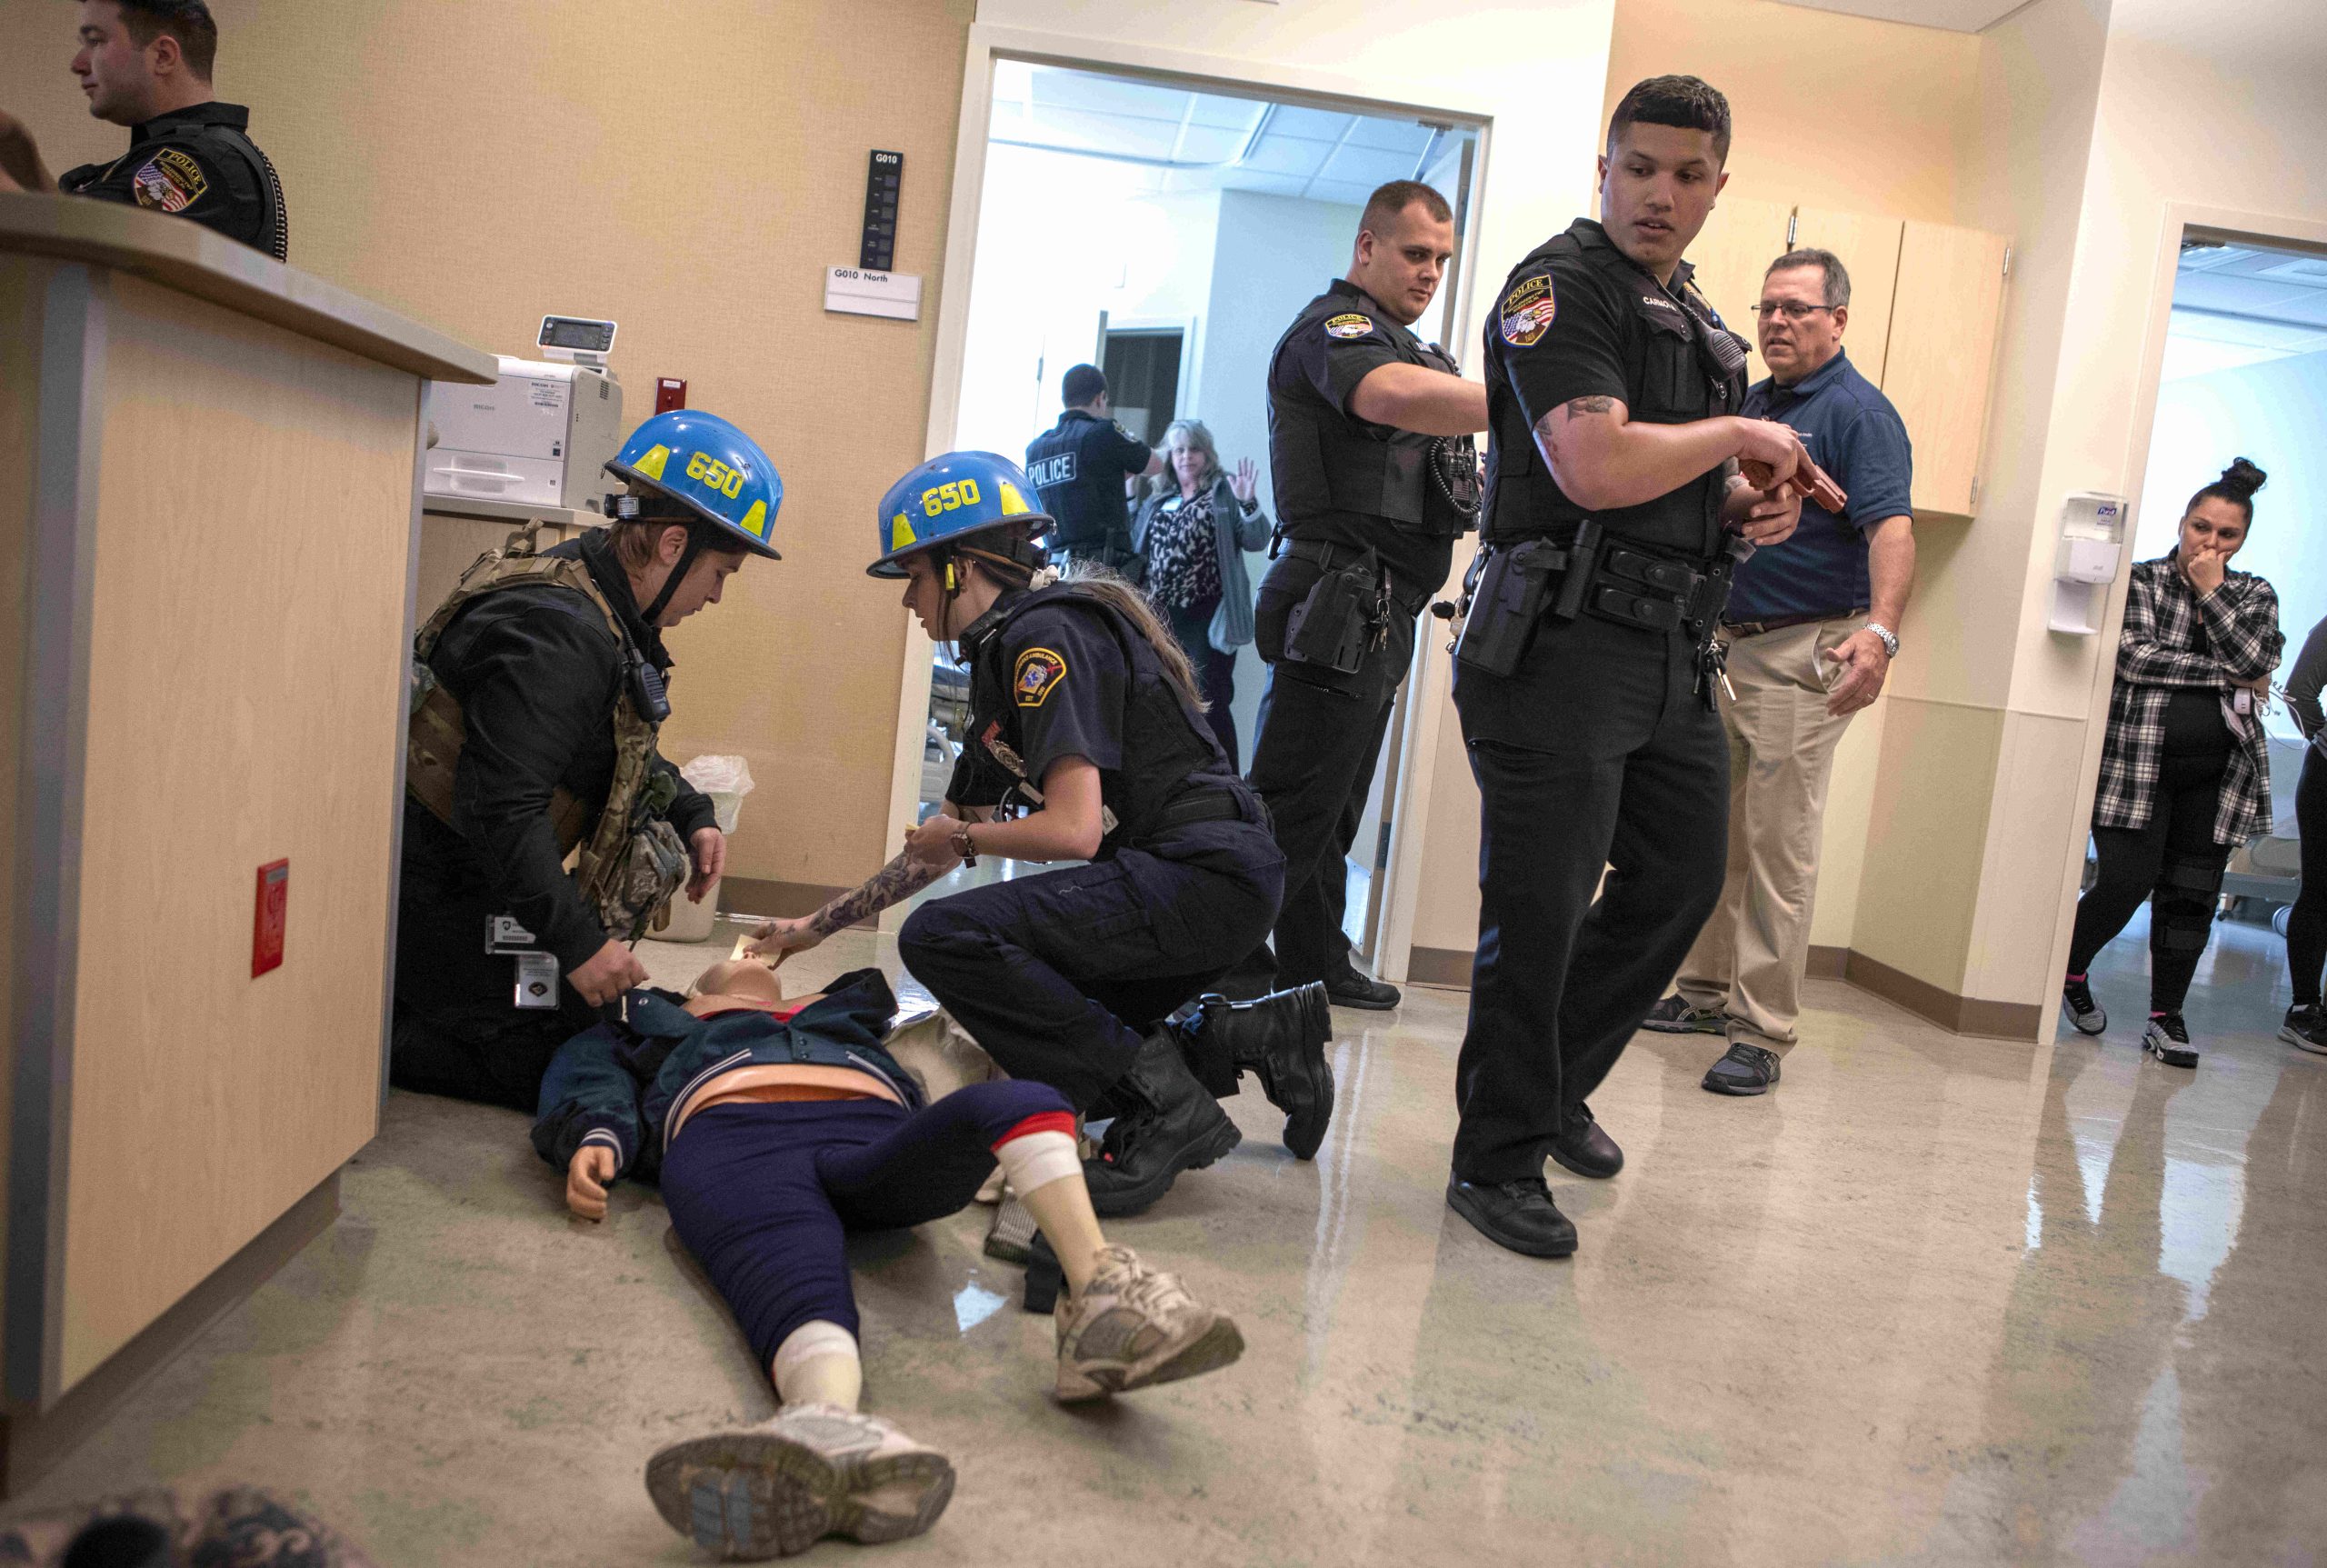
top-left (0, 194), bottom-right (494, 1490)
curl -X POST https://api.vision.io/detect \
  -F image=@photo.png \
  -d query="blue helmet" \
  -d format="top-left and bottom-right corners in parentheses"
top-left (868, 451), bottom-right (1052, 578)
top-left (604, 410), bottom-right (783, 560)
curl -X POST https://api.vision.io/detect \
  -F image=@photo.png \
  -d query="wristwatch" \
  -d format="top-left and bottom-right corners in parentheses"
top-left (950, 824), bottom-right (978, 866)
top-left (1865, 622), bottom-right (1901, 659)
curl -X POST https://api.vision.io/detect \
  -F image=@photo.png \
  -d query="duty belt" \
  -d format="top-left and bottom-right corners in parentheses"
top-left (1151, 786), bottom-right (1251, 834)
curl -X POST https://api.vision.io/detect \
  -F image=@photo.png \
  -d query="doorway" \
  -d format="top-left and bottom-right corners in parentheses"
top-left (2074, 229), bottom-right (2327, 1034)
top-left (911, 55), bottom-right (1483, 970)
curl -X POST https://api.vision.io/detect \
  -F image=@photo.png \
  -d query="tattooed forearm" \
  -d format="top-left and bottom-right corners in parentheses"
top-left (1564, 395), bottom-right (1616, 416)
top-left (808, 850), bottom-right (947, 938)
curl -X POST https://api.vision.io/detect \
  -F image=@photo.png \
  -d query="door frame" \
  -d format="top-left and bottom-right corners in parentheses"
top-left (885, 21), bottom-right (1496, 985)
top-left (2042, 198), bottom-right (2327, 1034)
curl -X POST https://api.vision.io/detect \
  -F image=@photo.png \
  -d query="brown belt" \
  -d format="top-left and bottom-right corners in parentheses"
top-left (1722, 607), bottom-right (1865, 639)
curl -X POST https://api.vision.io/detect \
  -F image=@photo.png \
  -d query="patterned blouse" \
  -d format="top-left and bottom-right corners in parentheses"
top-left (1144, 490), bottom-right (1224, 612)
top-left (2094, 555), bottom-right (2283, 844)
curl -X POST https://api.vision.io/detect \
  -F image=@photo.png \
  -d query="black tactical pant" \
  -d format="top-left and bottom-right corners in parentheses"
top-left (1233, 556), bottom-right (1416, 991)
top-left (1450, 612), bottom-right (1729, 1183)
top-left (897, 819), bottom-right (1283, 1108)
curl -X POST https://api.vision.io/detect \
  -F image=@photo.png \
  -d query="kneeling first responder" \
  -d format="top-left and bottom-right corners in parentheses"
top-left (746, 452), bottom-right (1333, 1216)
top-left (1446, 76), bottom-right (1811, 1258)
top-left (392, 411), bottom-right (783, 1111)
top-left (1232, 178), bottom-right (1489, 1011)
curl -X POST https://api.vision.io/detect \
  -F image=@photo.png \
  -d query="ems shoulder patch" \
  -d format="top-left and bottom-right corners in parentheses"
top-left (1323, 313), bottom-right (1373, 340)
top-left (131, 147), bottom-right (207, 214)
top-left (1499, 274), bottom-right (1556, 347)
top-left (1014, 646), bottom-right (1067, 709)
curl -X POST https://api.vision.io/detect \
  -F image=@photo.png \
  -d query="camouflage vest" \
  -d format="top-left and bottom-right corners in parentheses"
top-left (406, 525), bottom-right (686, 941)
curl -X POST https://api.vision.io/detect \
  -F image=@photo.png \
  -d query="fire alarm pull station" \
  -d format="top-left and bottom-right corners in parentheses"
top-left (655, 377), bottom-right (687, 414)
top-left (252, 859), bottom-right (289, 976)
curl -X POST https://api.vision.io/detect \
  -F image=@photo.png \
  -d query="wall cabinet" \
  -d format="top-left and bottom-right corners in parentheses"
top-left (1686, 195), bottom-right (2011, 518)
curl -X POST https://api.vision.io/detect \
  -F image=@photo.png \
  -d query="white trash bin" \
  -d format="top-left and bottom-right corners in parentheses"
top-left (660, 754), bottom-right (756, 943)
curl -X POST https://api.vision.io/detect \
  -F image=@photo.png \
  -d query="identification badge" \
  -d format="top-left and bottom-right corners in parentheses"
top-left (514, 951), bottom-right (560, 1009)
top-left (487, 914), bottom-right (541, 954)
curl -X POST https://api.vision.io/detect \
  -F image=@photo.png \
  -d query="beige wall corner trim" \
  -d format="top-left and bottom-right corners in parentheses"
top-left (1842, 949), bottom-right (2042, 1041)
top-left (5, 263), bottom-right (104, 1409)
top-left (0, 194), bottom-right (493, 385)
top-left (1806, 944), bottom-right (1848, 979)
top-left (0, 1171), bottom-right (337, 1500)
top-left (1404, 945), bottom-right (1476, 990)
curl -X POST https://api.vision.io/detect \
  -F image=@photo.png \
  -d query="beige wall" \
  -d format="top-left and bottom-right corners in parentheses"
top-left (0, 0), bottom-right (978, 896)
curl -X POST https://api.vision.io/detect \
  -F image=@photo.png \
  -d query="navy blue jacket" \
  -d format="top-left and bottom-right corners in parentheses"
top-left (531, 968), bottom-right (924, 1186)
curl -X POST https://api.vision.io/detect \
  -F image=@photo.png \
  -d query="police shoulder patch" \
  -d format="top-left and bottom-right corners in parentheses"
top-left (1014, 646), bottom-right (1067, 708)
top-left (131, 147), bottom-right (208, 214)
top-left (1323, 313), bottom-right (1373, 340)
top-left (1499, 273), bottom-right (1556, 347)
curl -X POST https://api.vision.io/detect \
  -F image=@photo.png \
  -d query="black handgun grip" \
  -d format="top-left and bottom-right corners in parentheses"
top-left (1551, 519), bottom-right (1603, 621)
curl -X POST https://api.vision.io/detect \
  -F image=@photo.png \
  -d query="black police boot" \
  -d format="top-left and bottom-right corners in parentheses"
top-left (1547, 1102), bottom-right (1623, 1179)
top-left (1083, 1030), bottom-right (1243, 1218)
top-left (1324, 966), bottom-right (1401, 1011)
top-left (1185, 984), bottom-right (1335, 1160)
top-left (1446, 1176), bottom-right (1577, 1258)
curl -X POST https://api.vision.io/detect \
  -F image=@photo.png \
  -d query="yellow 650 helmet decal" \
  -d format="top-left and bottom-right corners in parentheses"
top-left (866, 451), bottom-right (1056, 578)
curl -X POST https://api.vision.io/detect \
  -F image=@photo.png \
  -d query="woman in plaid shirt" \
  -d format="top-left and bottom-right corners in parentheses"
top-left (2062, 459), bottom-right (2279, 1067)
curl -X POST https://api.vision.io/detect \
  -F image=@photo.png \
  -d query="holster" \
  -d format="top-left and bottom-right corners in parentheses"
top-left (1282, 554), bottom-right (1381, 675)
top-left (1453, 536), bottom-right (1568, 678)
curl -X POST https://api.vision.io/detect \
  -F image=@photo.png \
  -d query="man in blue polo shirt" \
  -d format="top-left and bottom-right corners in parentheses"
top-left (1643, 246), bottom-right (1915, 1096)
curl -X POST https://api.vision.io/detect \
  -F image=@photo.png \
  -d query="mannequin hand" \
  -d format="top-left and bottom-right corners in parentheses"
top-left (905, 813), bottom-right (966, 870)
top-left (567, 1145), bottom-right (617, 1221)
top-left (1230, 458), bottom-right (1259, 505)
top-left (1822, 630), bottom-right (1893, 716)
top-left (569, 939), bottom-right (649, 1006)
top-left (744, 916), bottom-right (822, 967)
top-left (686, 826), bottom-right (726, 902)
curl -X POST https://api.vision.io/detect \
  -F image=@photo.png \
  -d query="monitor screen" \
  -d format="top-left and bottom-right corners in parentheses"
top-left (539, 316), bottom-right (615, 353)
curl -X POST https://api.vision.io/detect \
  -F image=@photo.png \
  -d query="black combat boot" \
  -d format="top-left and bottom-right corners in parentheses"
top-left (1185, 984), bottom-right (1335, 1160)
top-left (1083, 1030), bottom-right (1243, 1218)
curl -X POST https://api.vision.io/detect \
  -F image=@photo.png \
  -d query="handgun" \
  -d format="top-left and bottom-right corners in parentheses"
top-left (1739, 455), bottom-right (1848, 515)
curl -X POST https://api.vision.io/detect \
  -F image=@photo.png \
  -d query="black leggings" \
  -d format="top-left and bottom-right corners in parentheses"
top-left (2287, 746), bottom-right (2327, 1006)
top-left (2067, 752), bottom-right (2233, 1013)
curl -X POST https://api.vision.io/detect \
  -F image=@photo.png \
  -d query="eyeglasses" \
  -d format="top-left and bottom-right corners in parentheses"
top-left (1752, 301), bottom-right (1838, 321)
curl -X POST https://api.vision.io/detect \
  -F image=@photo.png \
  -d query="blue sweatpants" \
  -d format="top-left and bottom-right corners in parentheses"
top-left (658, 1079), bottom-right (1073, 1373)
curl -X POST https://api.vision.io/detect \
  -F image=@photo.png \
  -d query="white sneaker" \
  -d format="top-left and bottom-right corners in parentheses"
top-left (644, 1403), bottom-right (953, 1559)
top-left (1054, 1244), bottom-right (1243, 1403)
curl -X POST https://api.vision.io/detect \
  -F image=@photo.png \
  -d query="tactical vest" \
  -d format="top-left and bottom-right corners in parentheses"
top-left (406, 525), bottom-right (684, 940)
top-left (962, 584), bottom-right (1233, 854)
top-left (1269, 287), bottom-right (1479, 546)
top-left (1482, 227), bottom-right (1747, 560)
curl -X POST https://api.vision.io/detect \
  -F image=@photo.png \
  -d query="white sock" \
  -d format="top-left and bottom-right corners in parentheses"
top-left (993, 1129), bottom-right (1081, 1198)
top-left (772, 1320), bottom-right (861, 1407)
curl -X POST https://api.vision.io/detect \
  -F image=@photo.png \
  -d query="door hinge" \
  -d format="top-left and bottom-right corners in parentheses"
top-left (1786, 208), bottom-right (1799, 247)
top-left (2002, 245), bottom-right (2012, 278)
top-left (1969, 475), bottom-right (1982, 510)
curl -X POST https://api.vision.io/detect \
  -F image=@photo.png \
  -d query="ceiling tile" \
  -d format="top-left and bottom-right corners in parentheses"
top-left (1322, 144), bottom-right (1424, 187)
top-left (1264, 105), bottom-right (1358, 143)
top-left (1238, 135), bottom-right (1330, 177)
top-left (1342, 116), bottom-right (1433, 154)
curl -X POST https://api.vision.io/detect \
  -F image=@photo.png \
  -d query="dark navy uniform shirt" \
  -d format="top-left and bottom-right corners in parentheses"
top-left (947, 598), bottom-right (1132, 807)
top-left (1726, 349), bottom-right (1913, 623)
top-left (57, 101), bottom-right (276, 254)
top-left (1024, 410), bottom-right (1152, 552)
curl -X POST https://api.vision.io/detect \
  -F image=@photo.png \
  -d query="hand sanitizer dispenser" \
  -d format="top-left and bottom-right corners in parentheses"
top-left (2049, 492), bottom-right (2127, 635)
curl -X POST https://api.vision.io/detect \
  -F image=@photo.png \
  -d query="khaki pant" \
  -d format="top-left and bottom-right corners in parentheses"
top-left (1674, 615), bottom-right (1863, 1047)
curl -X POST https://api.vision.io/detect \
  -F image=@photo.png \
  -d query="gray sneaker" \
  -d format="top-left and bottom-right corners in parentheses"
top-left (1054, 1244), bottom-right (1243, 1403)
top-left (1703, 1041), bottom-right (1782, 1095)
top-left (1643, 994), bottom-right (1726, 1034)
top-left (644, 1403), bottom-right (954, 1559)
top-left (2280, 1005), bottom-right (2327, 1056)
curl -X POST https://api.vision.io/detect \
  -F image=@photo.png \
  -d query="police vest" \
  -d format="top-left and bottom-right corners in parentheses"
top-left (1269, 290), bottom-right (1477, 547)
top-left (962, 584), bottom-right (1232, 853)
top-left (406, 525), bottom-right (683, 938)
top-left (1025, 413), bottom-right (1134, 553)
top-left (1482, 230), bottom-right (1747, 560)
top-left (63, 108), bottom-right (289, 261)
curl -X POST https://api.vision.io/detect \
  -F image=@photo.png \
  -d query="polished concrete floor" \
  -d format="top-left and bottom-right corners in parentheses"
top-left (17, 915), bottom-right (2325, 1565)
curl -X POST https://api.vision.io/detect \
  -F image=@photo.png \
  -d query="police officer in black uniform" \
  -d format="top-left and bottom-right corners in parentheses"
top-left (748, 452), bottom-right (1333, 1217)
top-left (1233, 179), bottom-right (1488, 1011)
top-left (1445, 77), bottom-right (1810, 1258)
top-left (0, 1), bottom-right (286, 259)
top-left (1024, 365), bottom-right (1164, 574)
top-left (392, 412), bottom-right (783, 1111)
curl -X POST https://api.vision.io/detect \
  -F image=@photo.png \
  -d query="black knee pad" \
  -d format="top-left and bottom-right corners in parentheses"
top-left (2151, 854), bottom-right (2225, 954)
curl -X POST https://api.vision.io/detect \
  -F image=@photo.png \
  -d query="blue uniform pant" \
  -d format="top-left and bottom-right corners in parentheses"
top-left (898, 820), bottom-right (1283, 1107)
top-left (659, 1081), bottom-right (1072, 1373)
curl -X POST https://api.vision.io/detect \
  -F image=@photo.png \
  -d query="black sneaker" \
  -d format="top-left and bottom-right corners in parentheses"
top-left (2142, 1013), bottom-right (2200, 1068)
top-left (2280, 1005), bottom-right (2327, 1056)
top-left (1190, 984), bottom-right (1335, 1160)
top-left (2062, 976), bottom-right (2108, 1036)
top-left (1702, 1041), bottom-right (1781, 1095)
top-left (1325, 968), bottom-right (1401, 1010)
top-left (1446, 1176), bottom-right (1577, 1258)
top-left (1547, 1102), bottom-right (1623, 1179)
top-left (1082, 1032), bottom-right (1243, 1217)
top-left (1642, 994), bottom-right (1726, 1034)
